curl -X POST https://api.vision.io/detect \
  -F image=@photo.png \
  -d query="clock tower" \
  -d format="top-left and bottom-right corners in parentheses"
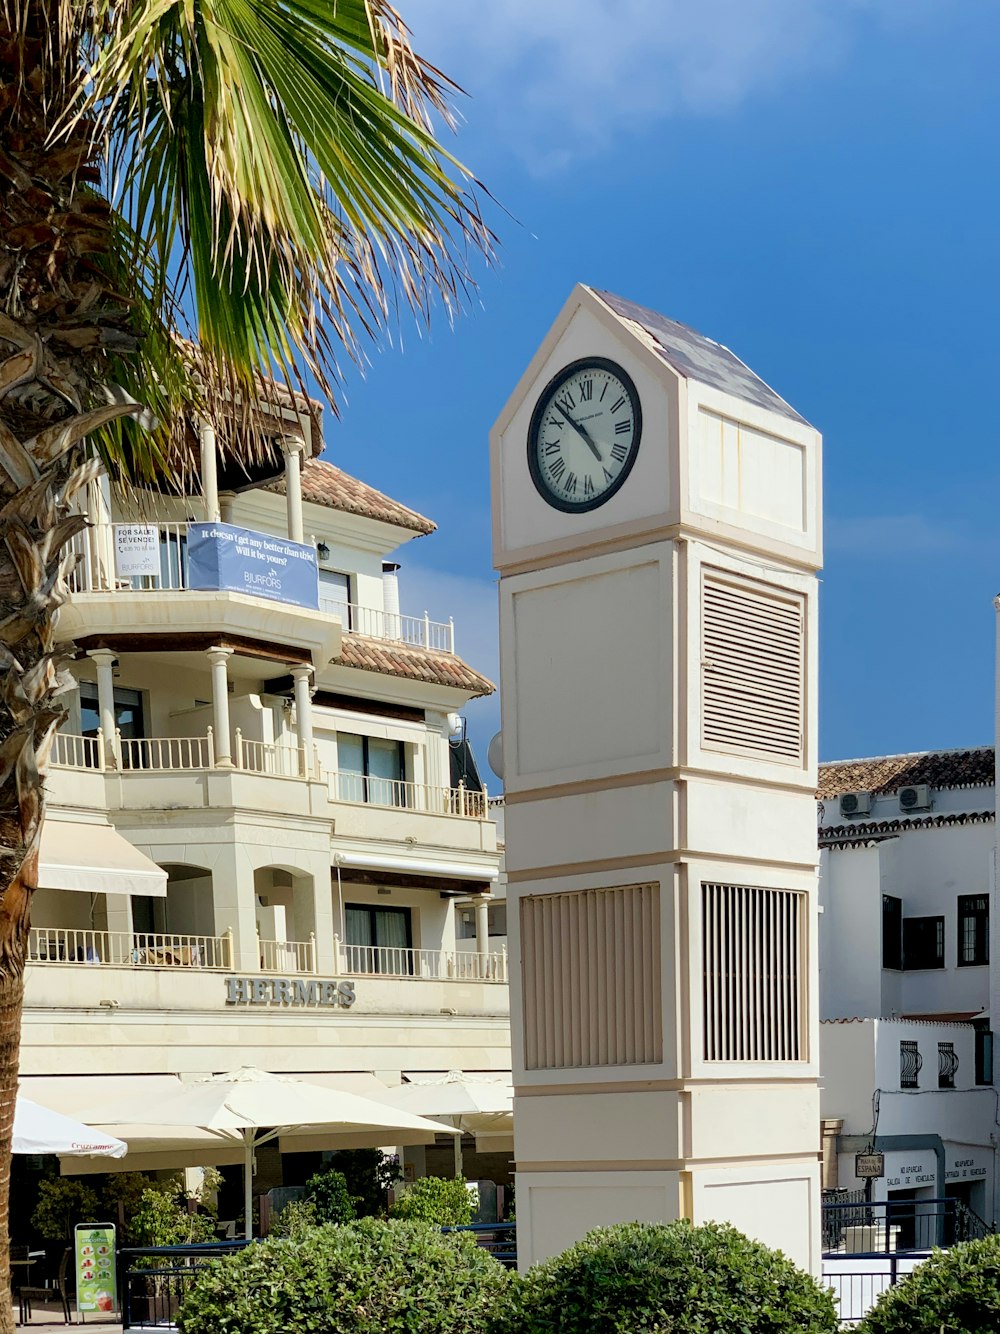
top-left (491, 286), bottom-right (823, 1271)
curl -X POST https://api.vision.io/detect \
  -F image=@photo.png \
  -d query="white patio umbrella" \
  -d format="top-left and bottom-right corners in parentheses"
top-left (381, 1072), bottom-right (513, 1175)
top-left (78, 1067), bottom-right (457, 1238)
top-left (13, 1097), bottom-right (128, 1159)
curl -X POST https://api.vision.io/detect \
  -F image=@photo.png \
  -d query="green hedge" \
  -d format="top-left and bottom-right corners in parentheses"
top-left (388, 1176), bottom-right (474, 1225)
top-left (857, 1236), bottom-right (1000, 1333)
top-left (497, 1220), bottom-right (838, 1334)
top-left (176, 1218), bottom-right (510, 1334)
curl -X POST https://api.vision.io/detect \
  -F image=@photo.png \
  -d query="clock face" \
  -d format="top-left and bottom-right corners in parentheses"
top-left (527, 357), bottom-right (642, 512)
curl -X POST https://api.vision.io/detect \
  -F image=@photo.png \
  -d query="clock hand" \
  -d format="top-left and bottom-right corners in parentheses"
top-left (552, 401), bottom-right (603, 462)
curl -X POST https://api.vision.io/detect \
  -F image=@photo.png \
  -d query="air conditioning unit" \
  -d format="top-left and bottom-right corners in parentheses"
top-left (899, 784), bottom-right (932, 812)
top-left (839, 791), bottom-right (871, 818)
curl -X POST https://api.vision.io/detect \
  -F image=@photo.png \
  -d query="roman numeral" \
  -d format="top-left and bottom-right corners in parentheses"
top-left (544, 442), bottom-right (561, 455)
top-left (611, 442), bottom-right (628, 463)
top-left (615, 419), bottom-right (631, 435)
top-left (599, 381), bottom-right (608, 401)
top-left (603, 467), bottom-right (613, 484)
top-left (550, 457), bottom-right (566, 481)
top-left (564, 472), bottom-right (577, 495)
top-left (609, 395), bottom-right (626, 414)
top-left (583, 476), bottom-right (595, 497)
top-left (579, 378), bottom-right (593, 402)
top-left (556, 391), bottom-right (575, 413)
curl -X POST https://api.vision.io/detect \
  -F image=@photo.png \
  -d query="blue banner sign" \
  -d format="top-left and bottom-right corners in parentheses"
top-left (187, 523), bottom-right (319, 610)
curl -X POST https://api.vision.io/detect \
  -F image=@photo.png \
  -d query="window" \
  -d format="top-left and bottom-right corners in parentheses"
top-left (979, 1035), bottom-right (994, 1084)
top-left (337, 733), bottom-right (405, 806)
top-left (903, 916), bottom-right (944, 970)
top-left (958, 895), bottom-right (989, 967)
top-left (344, 904), bottom-right (412, 974)
top-left (900, 1040), bottom-right (921, 1088)
top-left (80, 683), bottom-right (145, 742)
top-left (938, 1042), bottom-right (959, 1089)
top-left (882, 895), bottom-right (903, 970)
top-left (318, 570), bottom-right (351, 627)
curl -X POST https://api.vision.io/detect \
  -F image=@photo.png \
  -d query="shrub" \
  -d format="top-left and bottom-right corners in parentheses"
top-left (131, 1187), bottom-right (218, 1247)
top-left (498, 1220), bottom-right (837, 1334)
top-left (31, 1178), bottom-right (100, 1241)
top-left (389, 1176), bottom-right (474, 1226)
top-left (303, 1167), bottom-right (355, 1225)
top-left (325, 1148), bottom-right (401, 1217)
top-left (176, 1217), bottom-right (511, 1334)
top-left (270, 1198), bottom-right (319, 1239)
top-left (856, 1236), bottom-right (1000, 1333)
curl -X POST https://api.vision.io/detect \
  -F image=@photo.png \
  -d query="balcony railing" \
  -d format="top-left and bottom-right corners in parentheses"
top-left (235, 733), bottom-right (310, 778)
top-left (28, 927), bottom-right (232, 970)
top-left (258, 935), bottom-right (316, 974)
top-left (48, 733), bottom-right (488, 818)
top-left (339, 942), bottom-right (507, 983)
top-left (67, 522), bottom-right (457, 653)
top-left (328, 770), bottom-right (487, 818)
top-left (319, 598), bottom-right (455, 654)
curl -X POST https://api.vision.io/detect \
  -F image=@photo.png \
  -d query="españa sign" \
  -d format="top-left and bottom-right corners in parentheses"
top-left (187, 523), bottom-right (319, 610)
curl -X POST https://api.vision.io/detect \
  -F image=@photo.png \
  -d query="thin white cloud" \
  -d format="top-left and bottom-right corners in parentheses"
top-left (825, 513), bottom-right (967, 560)
top-left (411, 0), bottom-right (948, 166)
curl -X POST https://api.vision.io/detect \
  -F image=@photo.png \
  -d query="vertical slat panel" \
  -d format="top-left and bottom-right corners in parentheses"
top-left (521, 886), bottom-right (662, 1070)
top-left (701, 882), bottom-right (805, 1064)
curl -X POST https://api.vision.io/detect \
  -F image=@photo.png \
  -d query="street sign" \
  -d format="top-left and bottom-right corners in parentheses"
top-left (855, 1152), bottom-right (885, 1179)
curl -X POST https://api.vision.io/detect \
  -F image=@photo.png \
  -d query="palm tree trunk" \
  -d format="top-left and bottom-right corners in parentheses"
top-left (0, 7), bottom-right (142, 1326)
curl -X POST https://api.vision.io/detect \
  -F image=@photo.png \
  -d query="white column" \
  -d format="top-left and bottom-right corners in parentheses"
top-left (219, 491), bottom-right (236, 524)
top-left (88, 649), bottom-right (117, 764)
top-left (199, 420), bottom-right (221, 523)
top-left (475, 896), bottom-right (490, 957)
top-left (282, 437), bottom-right (306, 543)
top-left (207, 647), bottom-right (234, 766)
top-left (290, 665), bottom-right (315, 772)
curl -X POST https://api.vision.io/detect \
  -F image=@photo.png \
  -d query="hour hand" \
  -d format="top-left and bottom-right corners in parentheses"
top-left (553, 401), bottom-right (603, 462)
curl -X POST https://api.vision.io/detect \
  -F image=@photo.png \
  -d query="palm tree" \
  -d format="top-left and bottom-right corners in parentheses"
top-left (0, 1), bottom-right (489, 1322)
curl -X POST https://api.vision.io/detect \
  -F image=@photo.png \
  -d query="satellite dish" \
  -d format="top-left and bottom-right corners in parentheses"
top-left (487, 731), bottom-right (504, 781)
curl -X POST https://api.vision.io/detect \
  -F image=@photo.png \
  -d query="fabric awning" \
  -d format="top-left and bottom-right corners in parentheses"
top-left (38, 821), bottom-right (167, 898)
top-left (333, 850), bottom-right (498, 882)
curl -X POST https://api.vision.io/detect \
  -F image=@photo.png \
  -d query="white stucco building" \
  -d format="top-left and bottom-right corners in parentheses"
top-left (817, 749), bottom-right (996, 1224)
top-left (17, 411), bottom-right (510, 1207)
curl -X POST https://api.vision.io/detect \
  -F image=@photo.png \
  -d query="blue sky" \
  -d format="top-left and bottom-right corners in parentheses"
top-left (318, 1), bottom-right (999, 775)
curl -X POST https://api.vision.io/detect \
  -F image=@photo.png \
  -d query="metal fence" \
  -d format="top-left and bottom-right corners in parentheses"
top-left (822, 1196), bottom-right (990, 1255)
top-left (824, 1253), bottom-right (929, 1327)
top-left (119, 1242), bottom-right (251, 1329)
top-left (443, 1222), bottom-right (517, 1268)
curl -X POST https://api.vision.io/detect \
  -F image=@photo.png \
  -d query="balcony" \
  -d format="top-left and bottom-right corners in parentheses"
top-left (66, 522), bottom-right (456, 654)
top-left (51, 731), bottom-right (487, 819)
top-left (26, 926), bottom-right (506, 984)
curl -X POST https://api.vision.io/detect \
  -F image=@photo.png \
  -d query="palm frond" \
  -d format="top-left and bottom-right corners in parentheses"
top-left (70, 0), bottom-right (493, 414)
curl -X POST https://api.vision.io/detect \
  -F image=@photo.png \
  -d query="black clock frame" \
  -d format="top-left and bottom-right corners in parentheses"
top-left (527, 356), bottom-right (642, 513)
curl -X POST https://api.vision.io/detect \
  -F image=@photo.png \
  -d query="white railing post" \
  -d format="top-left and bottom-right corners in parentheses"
top-left (500, 944), bottom-right (507, 983)
top-left (207, 726), bottom-right (215, 767)
top-left (332, 933), bottom-right (343, 973)
top-left (423, 611), bottom-right (431, 648)
top-left (458, 779), bottom-right (467, 818)
top-left (448, 617), bottom-right (455, 654)
top-left (234, 728), bottom-right (244, 770)
top-left (309, 932), bottom-right (317, 974)
top-left (224, 927), bottom-right (234, 970)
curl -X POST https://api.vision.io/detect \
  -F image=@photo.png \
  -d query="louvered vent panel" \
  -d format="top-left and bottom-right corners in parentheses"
top-left (702, 572), bottom-right (805, 762)
top-left (521, 885), bottom-right (662, 1071)
top-left (702, 882), bottom-right (806, 1062)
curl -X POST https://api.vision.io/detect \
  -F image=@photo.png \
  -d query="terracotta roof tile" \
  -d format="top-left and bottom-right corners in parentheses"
top-left (819, 809), bottom-right (995, 848)
top-left (817, 747), bottom-right (995, 799)
top-left (266, 458), bottom-right (436, 535)
top-left (335, 632), bottom-right (494, 697)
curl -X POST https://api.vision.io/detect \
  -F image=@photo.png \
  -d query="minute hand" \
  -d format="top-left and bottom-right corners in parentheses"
top-left (553, 402), bottom-right (603, 462)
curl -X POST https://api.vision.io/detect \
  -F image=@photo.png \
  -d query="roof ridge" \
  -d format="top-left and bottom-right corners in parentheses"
top-left (821, 744), bottom-right (994, 768)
